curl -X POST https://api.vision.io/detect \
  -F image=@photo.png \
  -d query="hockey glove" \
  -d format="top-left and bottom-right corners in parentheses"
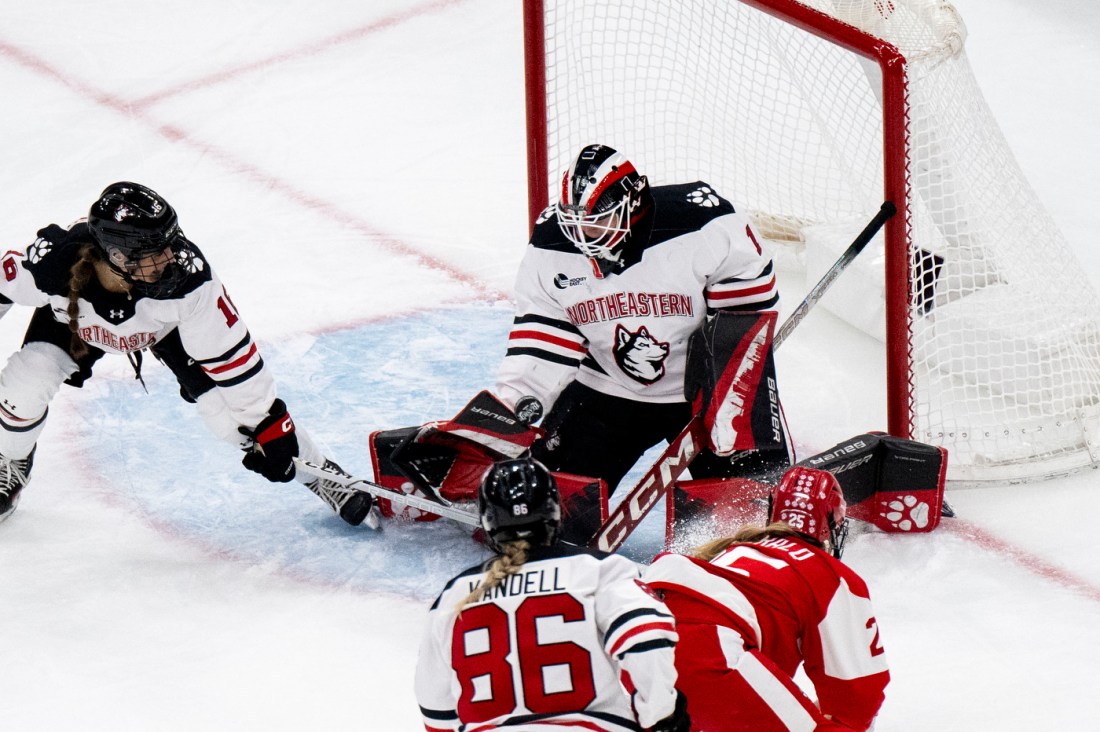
top-left (239, 399), bottom-right (299, 483)
top-left (649, 690), bottom-right (690, 732)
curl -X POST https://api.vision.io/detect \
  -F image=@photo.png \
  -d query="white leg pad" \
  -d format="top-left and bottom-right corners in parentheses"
top-left (0, 343), bottom-right (77, 458)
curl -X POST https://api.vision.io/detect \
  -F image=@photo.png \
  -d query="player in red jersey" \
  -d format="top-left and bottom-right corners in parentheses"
top-left (644, 466), bottom-right (889, 731)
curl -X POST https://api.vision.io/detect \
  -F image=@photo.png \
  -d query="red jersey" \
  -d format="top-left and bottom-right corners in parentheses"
top-left (644, 537), bottom-right (889, 730)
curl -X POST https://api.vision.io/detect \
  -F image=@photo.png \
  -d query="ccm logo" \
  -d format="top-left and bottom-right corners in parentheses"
top-left (597, 430), bottom-right (697, 552)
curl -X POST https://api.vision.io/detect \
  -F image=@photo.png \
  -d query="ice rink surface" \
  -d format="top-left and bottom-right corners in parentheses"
top-left (1, 1), bottom-right (1098, 729)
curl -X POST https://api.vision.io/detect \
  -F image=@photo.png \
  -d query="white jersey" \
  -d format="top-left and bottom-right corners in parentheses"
top-left (495, 182), bottom-right (777, 411)
top-left (0, 222), bottom-right (276, 430)
top-left (415, 544), bottom-right (680, 731)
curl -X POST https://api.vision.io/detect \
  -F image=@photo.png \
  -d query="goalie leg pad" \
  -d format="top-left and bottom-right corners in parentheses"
top-left (799, 433), bottom-right (947, 532)
top-left (664, 477), bottom-right (770, 550)
top-left (368, 427), bottom-right (443, 522)
top-left (555, 472), bottom-right (609, 547)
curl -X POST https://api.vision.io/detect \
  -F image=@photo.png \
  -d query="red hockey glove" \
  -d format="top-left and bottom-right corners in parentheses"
top-left (239, 399), bottom-right (299, 483)
top-left (649, 690), bottom-right (690, 732)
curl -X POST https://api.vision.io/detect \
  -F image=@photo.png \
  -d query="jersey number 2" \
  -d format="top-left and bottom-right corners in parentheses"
top-left (452, 593), bottom-right (597, 721)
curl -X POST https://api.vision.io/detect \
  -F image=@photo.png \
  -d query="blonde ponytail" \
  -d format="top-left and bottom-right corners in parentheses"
top-left (455, 540), bottom-right (531, 614)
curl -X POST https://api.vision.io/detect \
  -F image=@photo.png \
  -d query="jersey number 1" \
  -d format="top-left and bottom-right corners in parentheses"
top-left (452, 593), bottom-right (597, 721)
top-left (216, 286), bottom-right (240, 328)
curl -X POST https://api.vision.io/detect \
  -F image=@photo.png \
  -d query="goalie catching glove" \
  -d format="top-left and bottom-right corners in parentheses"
top-left (239, 399), bottom-right (299, 483)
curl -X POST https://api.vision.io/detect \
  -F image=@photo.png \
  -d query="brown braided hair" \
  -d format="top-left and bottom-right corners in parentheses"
top-left (66, 244), bottom-right (102, 360)
top-left (455, 539), bottom-right (531, 614)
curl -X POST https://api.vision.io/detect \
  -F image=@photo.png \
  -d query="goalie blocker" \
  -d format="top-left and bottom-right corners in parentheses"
top-left (368, 390), bottom-right (608, 544)
top-left (666, 432), bottom-right (947, 546)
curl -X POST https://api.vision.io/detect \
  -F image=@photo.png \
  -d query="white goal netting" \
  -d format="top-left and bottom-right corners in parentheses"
top-left (527, 0), bottom-right (1100, 481)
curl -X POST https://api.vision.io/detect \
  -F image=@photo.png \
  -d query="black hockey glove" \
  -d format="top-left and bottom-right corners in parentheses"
top-left (239, 399), bottom-right (299, 483)
top-left (649, 690), bottom-right (690, 732)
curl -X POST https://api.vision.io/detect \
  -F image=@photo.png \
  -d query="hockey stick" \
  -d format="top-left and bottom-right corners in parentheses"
top-left (774, 200), bottom-right (896, 347)
top-left (293, 457), bottom-right (480, 527)
top-left (591, 201), bottom-right (897, 553)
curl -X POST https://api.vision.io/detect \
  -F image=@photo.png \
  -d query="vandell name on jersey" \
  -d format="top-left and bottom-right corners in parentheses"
top-left (498, 182), bottom-right (778, 407)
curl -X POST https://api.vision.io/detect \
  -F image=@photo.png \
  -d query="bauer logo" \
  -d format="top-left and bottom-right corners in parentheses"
top-left (554, 273), bottom-right (587, 289)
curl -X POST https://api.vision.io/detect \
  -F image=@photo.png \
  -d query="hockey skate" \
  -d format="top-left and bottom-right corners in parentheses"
top-left (305, 459), bottom-right (380, 529)
top-left (0, 448), bottom-right (35, 525)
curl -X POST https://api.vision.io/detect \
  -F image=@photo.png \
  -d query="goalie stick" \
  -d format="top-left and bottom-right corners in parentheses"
top-left (293, 458), bottom-right (480, 528)
top-left (592, 201), bottom-right (898, 552)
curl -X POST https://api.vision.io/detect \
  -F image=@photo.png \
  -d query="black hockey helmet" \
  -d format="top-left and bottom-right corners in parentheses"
top-left (478, 457), bottom-right (561, 552)
top-left (87, 182), bottom-right (196, 297)
top-left (556, 144), bottom-right (654, 267)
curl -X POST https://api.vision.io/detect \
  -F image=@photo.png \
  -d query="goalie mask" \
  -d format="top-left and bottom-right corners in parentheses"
top-left (556, 144), bottom-right (654, 271)
top-left (769, 466), bottom-right (849, 558)
top-left (478, 458), bottom-right (561, 552)
top-left (88, 182), bottom-right (197, 298)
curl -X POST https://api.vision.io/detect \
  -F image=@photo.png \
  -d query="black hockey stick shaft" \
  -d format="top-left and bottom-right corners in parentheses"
top-left (774, 200), bottom-right (896, 348)
top-left (591, 201), bottom-right (896, 553)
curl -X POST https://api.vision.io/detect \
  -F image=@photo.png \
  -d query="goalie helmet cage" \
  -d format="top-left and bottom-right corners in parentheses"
top-left (523, 0), bottom-right (1100, 483)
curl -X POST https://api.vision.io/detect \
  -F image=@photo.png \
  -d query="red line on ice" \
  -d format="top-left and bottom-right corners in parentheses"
top-left (129, 0), bottom-right (473, 109)
top-left (947, 518), bottom-right (1100, 604)
top-left (0, 0), bottom-right (504, 303)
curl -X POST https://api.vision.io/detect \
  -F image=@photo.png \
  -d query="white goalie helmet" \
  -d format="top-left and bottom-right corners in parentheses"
top-left (556, 144), bottom-right (653, 262)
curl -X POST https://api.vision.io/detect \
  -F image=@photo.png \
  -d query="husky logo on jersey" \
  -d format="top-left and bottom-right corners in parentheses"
top-left (687, 185), bottom-right (720, 208)
top-left (26, 237), bottom-right (52, 264)
top-left (553, 273), bottom-right (587, 289)
top-left (613, 324), bottom-right (669, 384)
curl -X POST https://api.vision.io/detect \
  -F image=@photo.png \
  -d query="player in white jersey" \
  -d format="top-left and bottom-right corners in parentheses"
top-left (415, 457), bottom-right (690, 732)
top-left (643, 467), bottom-right (890, 731)
top-left (0, 182), bottom-right (375, 526)
top-left (494, 144), bottom-right (788, 500)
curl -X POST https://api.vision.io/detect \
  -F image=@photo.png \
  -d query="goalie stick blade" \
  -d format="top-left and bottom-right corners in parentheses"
top-left (292, 458), bottom-right (480, 528)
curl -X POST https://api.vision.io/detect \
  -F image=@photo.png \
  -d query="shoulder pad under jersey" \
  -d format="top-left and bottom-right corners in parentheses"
top-left (21, 223), bottom-right (91, 297)
top-left (529, 207), bottom-right (576, 253)
top-left (650, 181), bottom-right (737, 244)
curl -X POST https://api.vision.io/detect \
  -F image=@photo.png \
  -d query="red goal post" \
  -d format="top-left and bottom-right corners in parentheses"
top-left (523, 0), bottom-right (1100, 482)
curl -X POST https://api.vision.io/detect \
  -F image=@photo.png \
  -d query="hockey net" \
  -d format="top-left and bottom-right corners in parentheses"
top-left (523, 0), bottom-right (1100, 482)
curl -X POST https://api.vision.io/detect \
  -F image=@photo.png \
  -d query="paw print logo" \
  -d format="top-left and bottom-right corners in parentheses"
top-left (26, 237), bottom-right (52, 264)
top-left (176, 248), bottom-right (205, 274)
top-left (687, 186), bottom-right (719, 208)
top-left (879, 494), bottom-right (930, 531)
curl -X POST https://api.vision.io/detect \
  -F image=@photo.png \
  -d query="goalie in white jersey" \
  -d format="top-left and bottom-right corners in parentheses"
top-left (495, 144), bottom-right (790, 503)
top-left (415, 457), bottom-right (690, 732)
top-left (643, 467), bottom-right (890, 731)
top-left (0, 182), bottom-right (375, 526)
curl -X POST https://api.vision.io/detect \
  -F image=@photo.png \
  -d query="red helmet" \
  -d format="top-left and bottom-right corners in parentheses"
top-left (769, 466), bottom-right (848, 557)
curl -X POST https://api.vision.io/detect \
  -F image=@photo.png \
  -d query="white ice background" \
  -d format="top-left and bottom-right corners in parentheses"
top-left (1, 1), bottom-right (1098, 729)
